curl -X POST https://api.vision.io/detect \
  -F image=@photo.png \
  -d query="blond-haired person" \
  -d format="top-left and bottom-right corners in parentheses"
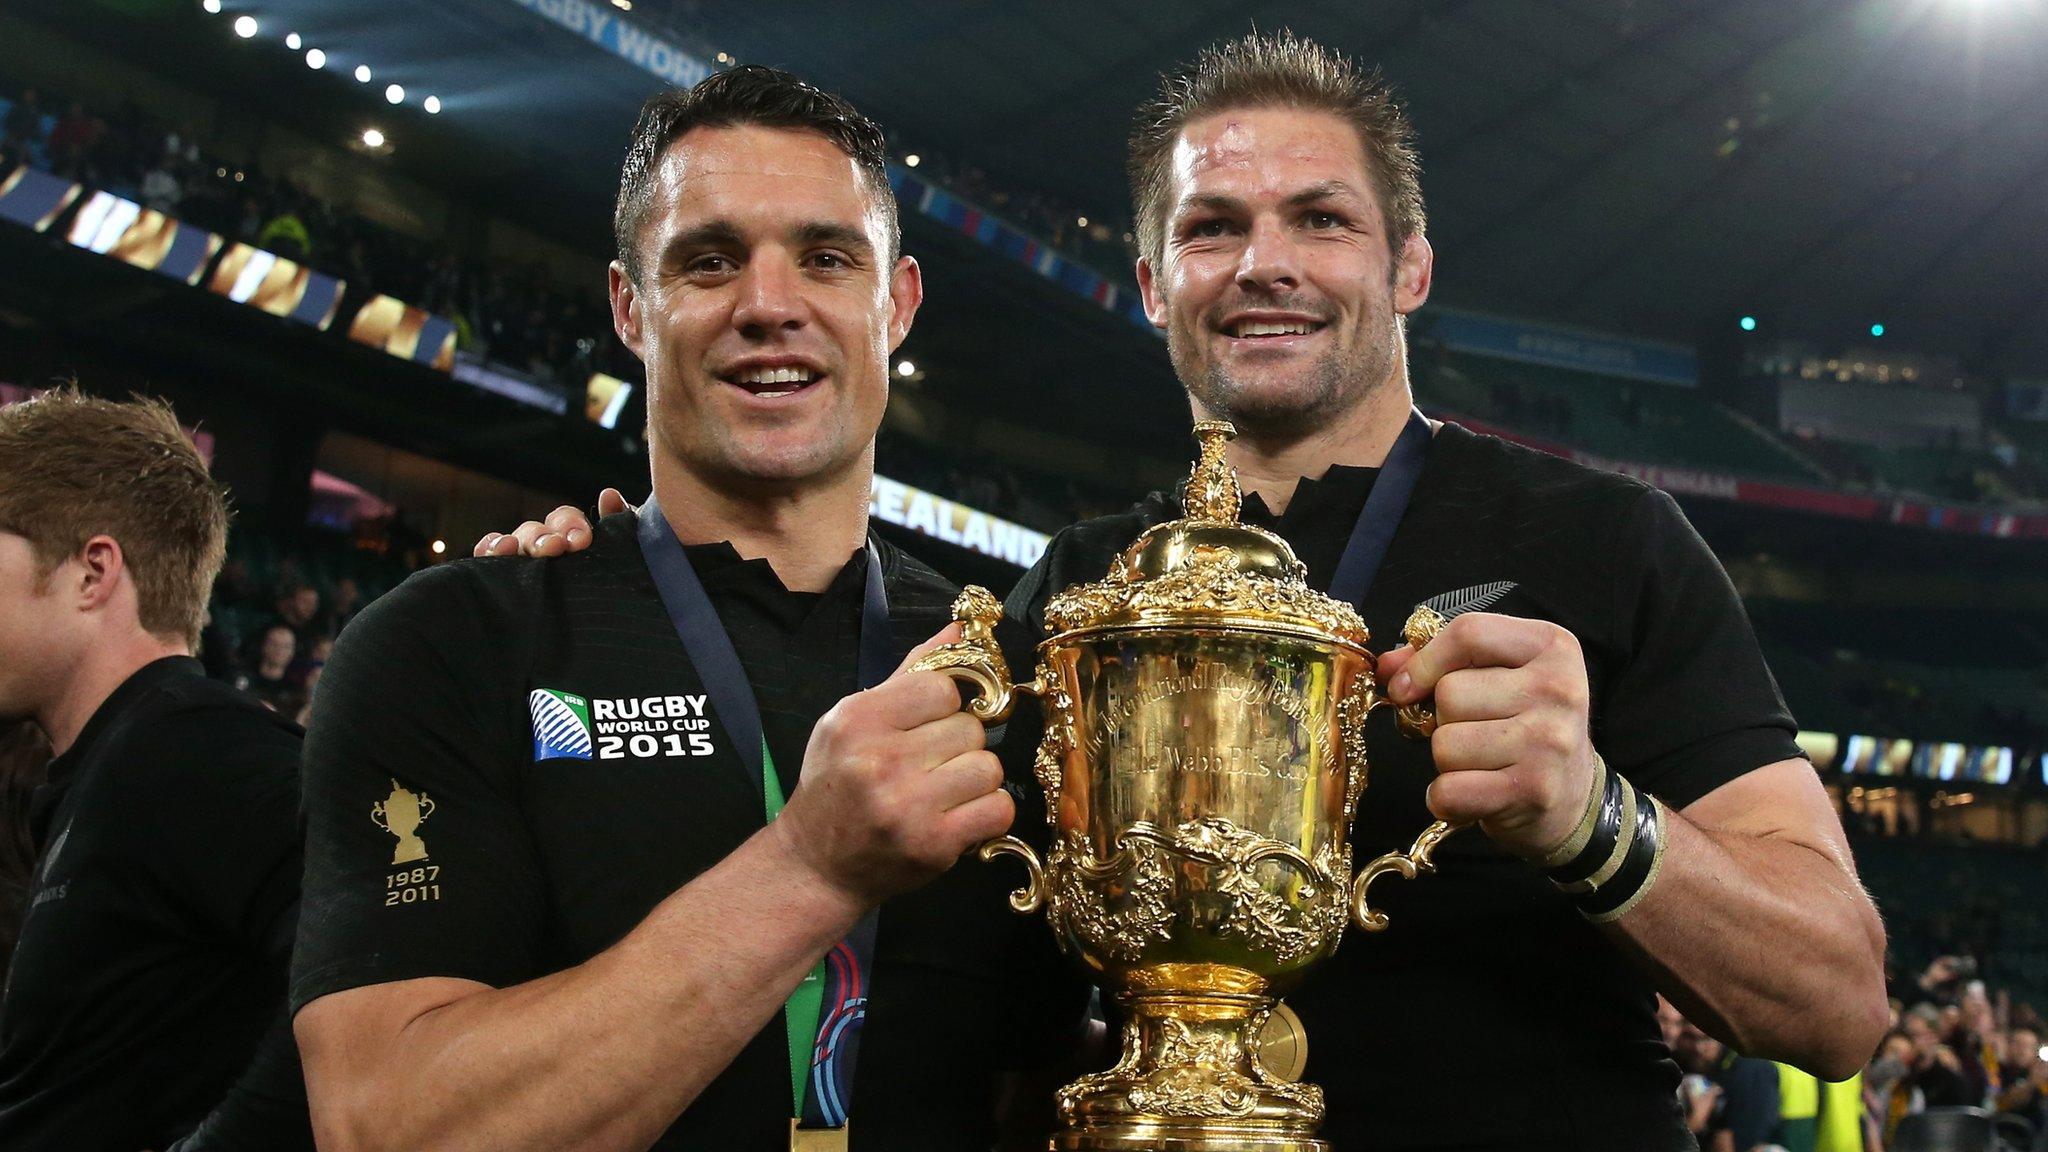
top-left (0, 389), bottom-right (311, 1150)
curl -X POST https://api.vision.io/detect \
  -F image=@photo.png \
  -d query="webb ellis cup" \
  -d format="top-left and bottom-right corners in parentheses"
top-left (916, 421), bottom-right (1458, 1151)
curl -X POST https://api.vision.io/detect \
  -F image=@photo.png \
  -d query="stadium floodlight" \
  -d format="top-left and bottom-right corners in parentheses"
top-left (201, 0), bottom-right (221, 12)
top-left (423, 95), bottom-right (442, 114)
top-left (355, 64), bottom-right (372, 83)
top-left (362, 128), bottom-right (385, 148)
top-left (386, 84), bottom-right (405, 105)
top-left (1739, 315), bottom-right (1757, 331)
top-left (306, 48), bottom-right (325, 69)
top-left (1870, 323), bottom-right (1886, 337)
top-left (896, 359), bottom-right (916, 378)
top-left (286, 32), bottom-right (301, 49)
top-left (904, 153), bottom-right (920, 167)
top-left (233, 15), bottom-right (258, 37)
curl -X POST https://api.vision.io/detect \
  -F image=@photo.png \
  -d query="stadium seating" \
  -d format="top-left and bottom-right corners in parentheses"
top-left (1418, 348), bottom-right (1824, 484)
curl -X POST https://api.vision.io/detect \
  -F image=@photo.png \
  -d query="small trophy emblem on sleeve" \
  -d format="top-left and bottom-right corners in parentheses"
top-left (371, 779), bottom-right (435, 865)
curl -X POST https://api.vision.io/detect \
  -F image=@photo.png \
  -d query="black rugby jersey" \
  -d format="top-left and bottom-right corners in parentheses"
top-left (1004, 422), bottom-right (1803, 1152)
top-left (0, 657), bottom-right (311, 1151)
top-left (293, 512), bottom-right (1088, 1150)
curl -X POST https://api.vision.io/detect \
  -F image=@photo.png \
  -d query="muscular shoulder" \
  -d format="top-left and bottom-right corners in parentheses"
top-left (343, 514), bottom-right (646, 655)
top-left (1425, 423), bottom-right (1657, 542)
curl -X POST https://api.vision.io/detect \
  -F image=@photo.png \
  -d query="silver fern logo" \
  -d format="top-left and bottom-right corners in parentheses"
top-left (1418, 580), bottom-right (1518, 621)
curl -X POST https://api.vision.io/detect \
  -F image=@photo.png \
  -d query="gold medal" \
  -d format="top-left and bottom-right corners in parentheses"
top-left (790, 1119), bottom-right (849, 1151)
top-left (1257, 1001), bottom-right (1308, 1082)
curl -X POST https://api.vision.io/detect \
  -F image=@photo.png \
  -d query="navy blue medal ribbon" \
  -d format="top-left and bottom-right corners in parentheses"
top-left (638, 496), bottom-right (886, 1132)
top-left (1324, 408), bottom-right (1434, 608)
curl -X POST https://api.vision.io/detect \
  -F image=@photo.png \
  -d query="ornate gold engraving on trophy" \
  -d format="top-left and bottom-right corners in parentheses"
top-left (915, 421), bottom-right (1460, 1151)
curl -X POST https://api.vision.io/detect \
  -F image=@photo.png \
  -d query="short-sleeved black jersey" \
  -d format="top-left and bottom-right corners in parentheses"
top-left (293, 512), bottom-right (1088, 1150)
top-left (0, 657), bottom-right (311, 1151)
top-left (1005, 422), bottom-right (1804, 1152)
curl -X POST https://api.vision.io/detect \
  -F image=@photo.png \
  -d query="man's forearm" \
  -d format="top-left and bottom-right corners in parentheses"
top-left (303, 822), bottom-right (866, 1152)
top-left (1604, 807), bottom-right (1887, 1079)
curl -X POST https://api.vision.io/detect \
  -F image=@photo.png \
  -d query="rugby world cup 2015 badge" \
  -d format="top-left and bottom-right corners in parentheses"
top-left (530, 688), bottom-right (594, 761)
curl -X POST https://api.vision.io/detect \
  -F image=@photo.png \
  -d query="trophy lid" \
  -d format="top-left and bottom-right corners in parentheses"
top-left (1043, 421), bottom-right (1370, 647)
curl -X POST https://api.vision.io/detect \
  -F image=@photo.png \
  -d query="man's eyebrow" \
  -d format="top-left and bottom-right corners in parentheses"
top-left (1179, 192), bottom-right (1247, 217)
top-left (657, 220), bottom-right (745, 265)
top-left (793, 221), bottom-right (875, 257)
top-left (1177, 181), bottom-right (1361, 219)
top-left (655, 219), bottom-right (876, 267)
top-left (1283, 180), bottom-right (1361, 209)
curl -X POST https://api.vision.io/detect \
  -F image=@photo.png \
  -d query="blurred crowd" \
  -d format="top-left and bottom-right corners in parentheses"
top-left (884, 140), bottom-right (1137, 277)
top-left (196, 564), bottom-right (360, 729)
top-left (1662, 957), bottom-right (2047, 1151)
top-left (1, 75), bottom-right (635, 393)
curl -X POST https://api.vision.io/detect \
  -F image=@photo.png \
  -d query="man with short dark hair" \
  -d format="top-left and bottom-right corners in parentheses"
top-left (293, 67), bottom-right (1083, 1152)
top-left (0, 388), bottom-right (311, 1150)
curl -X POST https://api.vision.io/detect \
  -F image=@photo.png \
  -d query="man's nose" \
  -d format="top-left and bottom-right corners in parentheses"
top-left (731, 255), bottom-right (805, 335)
top-left (1236, 215), bottom-right (1302, 294)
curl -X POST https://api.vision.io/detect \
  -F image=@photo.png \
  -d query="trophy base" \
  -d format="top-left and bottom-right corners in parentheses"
top-left (1051, 1128), bottom-right (1325, 1152)
top-left (1051, 982), bottom-right (1327, 1152)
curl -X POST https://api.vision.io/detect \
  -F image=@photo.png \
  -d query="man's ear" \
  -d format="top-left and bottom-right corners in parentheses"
top-left (1137, 256), bottom-right (1169, 331)
top-left (73, 536), bottom-right (125, 613)
top-left (609, 261), bottom-right (645, 359)
top-left (885, 254), bottom-right (923, 352)
top-left (1393, 234), bottom-right (1434, 315)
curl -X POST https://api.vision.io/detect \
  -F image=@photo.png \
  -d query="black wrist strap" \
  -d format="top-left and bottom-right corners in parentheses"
top-left (1576, 785), bottom-right (1666, 923)
top-left (1545, 766), bottom-right (1625, 887)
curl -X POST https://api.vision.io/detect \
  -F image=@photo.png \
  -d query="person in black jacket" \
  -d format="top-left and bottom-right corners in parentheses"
top-left (0, 388), bottom-right (311, 1150)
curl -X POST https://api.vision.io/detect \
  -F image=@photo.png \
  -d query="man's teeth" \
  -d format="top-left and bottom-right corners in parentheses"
top-left (733, 366), bottom-right (818, 386)
top-left (1231, 320), bottom-right (1318, 337)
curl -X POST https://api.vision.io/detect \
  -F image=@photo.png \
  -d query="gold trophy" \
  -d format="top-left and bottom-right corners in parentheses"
top-left (915, 421), bottom-right (1457, 1151)
top-left (371, 779), bottom-right (435, 865)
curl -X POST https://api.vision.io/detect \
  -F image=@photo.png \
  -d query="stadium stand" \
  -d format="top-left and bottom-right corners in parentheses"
top-left (1415, 344), bottom-right (1828, 484)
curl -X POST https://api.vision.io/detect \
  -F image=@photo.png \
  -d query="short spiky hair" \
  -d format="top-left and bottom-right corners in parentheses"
top-left (1128, 31), bottom-right (1425, 269)
top-left (613, 65), bottom-right (899, 285)
top-left (0, 388), bottom-right (227, 650)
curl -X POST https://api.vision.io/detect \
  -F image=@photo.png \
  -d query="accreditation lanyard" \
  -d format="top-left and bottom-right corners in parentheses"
top-left (1324, 408), bottom-right (1434, 609)
top-left (637, 497), bottom-right (888, 1136)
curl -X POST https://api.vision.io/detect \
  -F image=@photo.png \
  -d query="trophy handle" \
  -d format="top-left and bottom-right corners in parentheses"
top-left (977, 835), bottom-right (1047, 914)
top-left (910, 584), bottom-right (1046, 725)
top-left (1349, 605), bottom-right (1478, 931)
top-left (914, 586), bottom-right (1053, 918)
top-left (1370, 603), bottom-right (1451, 738)
top-left (1350, 819), bottom-right (1466, 932)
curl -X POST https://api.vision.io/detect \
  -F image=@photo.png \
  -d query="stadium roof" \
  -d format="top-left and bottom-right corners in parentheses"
top-left (37, 0), bottom-right (2048, 383)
